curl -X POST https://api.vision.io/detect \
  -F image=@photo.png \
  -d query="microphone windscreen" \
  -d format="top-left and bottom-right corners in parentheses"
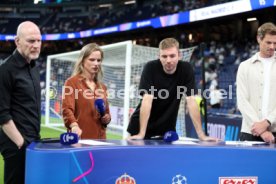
top-left (95, 98), bottom-right (105, 117)
top-left (163, 131), bottom-right (179, 142)
top-left (60, 132), bottom-right (79, 145)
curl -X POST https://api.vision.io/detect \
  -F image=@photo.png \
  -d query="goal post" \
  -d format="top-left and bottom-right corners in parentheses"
top-left (45, 50), bottom-right (79, 129)
top-left (44, 40), bottom-right (197, 139)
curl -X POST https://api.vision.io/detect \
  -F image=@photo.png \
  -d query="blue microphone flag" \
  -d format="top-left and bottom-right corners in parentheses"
top-left (60, 132), bottom-right (79, 145)
top-left (163, 131), bottom-right (179, 142)
top-left (95, 98), bottom-right (105, 117)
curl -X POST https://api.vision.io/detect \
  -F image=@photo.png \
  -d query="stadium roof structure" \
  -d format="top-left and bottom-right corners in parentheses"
top-left (0, 0), bottom-right (138, 6)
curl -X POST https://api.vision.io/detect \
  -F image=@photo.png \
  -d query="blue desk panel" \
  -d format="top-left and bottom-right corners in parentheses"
top-left (26, 140), bottom-right (276, 184)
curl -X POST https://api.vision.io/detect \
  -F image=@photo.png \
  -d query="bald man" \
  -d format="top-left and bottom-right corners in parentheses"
top-left (0, 21), bottom-right (42, 184)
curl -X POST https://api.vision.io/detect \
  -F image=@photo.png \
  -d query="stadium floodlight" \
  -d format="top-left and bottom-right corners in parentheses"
top-left (45, 40), bottom-right (197, 138)
top-left (247, 17), bottom-right (257, 22)
top-left (124, 0), bottom-right (136, 5)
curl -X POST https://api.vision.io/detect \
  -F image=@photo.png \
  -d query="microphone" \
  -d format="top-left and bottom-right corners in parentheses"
top-left (163, 131), bottom-right (179, 142)
top-left (60, 132), bottom-right (79, 145)
top-left (95, 98), bottom-right (105, 117)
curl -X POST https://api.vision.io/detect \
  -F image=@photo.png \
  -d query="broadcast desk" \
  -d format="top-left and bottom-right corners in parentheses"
top-left (26, 139), bottom-right (276, 184)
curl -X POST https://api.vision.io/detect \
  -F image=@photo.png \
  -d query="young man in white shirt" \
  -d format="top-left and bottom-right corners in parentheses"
top-left (237, 22), bottom-right (276, 143)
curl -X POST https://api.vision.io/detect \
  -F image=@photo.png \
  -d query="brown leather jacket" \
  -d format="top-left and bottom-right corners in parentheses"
top-left (62, 74), bottom-right (110, 139)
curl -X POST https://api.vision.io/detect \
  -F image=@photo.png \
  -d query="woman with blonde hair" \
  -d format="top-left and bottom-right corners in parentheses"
top-left (62, 43), bottom-right (111, 139)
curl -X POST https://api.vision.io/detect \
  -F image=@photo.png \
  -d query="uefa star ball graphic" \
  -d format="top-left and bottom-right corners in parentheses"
top-left (172, 174), bottom-right (187, 184)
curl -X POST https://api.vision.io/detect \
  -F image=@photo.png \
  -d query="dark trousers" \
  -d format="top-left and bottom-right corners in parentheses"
top-left (240, 132), bottom-right (276, 142)
top-left (239, 132), bottom-right (264, 142)
top-left (4, 147), bottom-right (26, 184)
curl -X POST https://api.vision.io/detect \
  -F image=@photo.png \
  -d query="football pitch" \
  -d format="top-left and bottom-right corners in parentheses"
top-left (0, 124), bottom-right (122, 183)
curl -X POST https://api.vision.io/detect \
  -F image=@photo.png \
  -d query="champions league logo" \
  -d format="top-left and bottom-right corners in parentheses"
top-left (115, 173), bottom-right (136, 184)
top-left (172, 174), bottom-right (188, 184)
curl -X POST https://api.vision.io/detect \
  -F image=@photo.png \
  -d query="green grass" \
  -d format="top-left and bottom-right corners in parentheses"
top-left (0, 125), bottom-right (122, 184)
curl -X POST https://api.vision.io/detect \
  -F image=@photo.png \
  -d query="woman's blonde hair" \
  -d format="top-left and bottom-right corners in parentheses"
top-left (72, 43), bottom-right (104, 83)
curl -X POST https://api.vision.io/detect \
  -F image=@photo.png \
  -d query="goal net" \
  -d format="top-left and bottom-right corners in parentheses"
top-left (45, 41), bottom-right (197, 138)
